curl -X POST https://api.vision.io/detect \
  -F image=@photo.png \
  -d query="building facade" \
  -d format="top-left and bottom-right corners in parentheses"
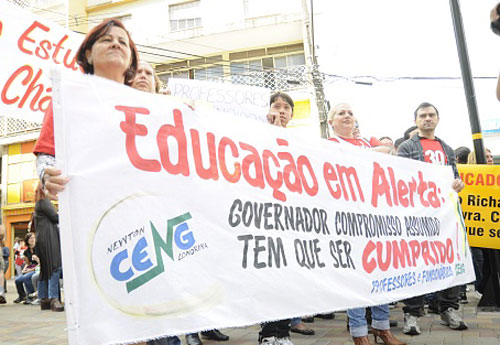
top-left (1, 0), bottom-right (319, 278)
top-left (0, 117), bottom-right (42, 278)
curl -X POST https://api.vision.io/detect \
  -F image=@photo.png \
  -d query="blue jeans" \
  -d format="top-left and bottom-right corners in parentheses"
top-left (347, 305), bottom-right (390, 337)
top-left (15, 270), bottom-right (36, 297)
top-left (38, 267), bottom-right (61, 299)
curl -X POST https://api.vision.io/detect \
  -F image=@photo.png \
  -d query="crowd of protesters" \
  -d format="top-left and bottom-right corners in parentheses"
top-left (0, 11), bottom-right (497, 345)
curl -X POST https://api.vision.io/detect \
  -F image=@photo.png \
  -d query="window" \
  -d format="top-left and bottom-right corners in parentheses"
top-left (229, 59), bottom-right (262, 74)
top-left (170, 1), bottom-right (202, 32)
top-left (274, 53), bottom-right (305, 69)
top-left (174, 70), bottom-right (190, 79)
top-left (229, 53), bottom-right (306, 89)
top-left (158, 70), bottom-right (190, 88)
top-left (194, 66), bottom-right (224, 81)
top-left (88, 14), bottom-right (132, 33)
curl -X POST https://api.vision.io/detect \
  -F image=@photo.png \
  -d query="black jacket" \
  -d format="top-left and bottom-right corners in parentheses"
top-left (397, 135), bottom-right (460, 179)
top-left (34, 198), bottom-right (61, 281)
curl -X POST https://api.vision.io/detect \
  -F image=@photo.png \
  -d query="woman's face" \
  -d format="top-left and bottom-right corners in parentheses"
top-left (486, 150), bottom-right (494, 165)
top-left (86, 26), bottom-right (132, 81)
top-left (27, 235), bottom-right (35, 247)
top-left (331, 104), bottom-right (355, 135)
top-left (131, 61), bottom-right (156, 93)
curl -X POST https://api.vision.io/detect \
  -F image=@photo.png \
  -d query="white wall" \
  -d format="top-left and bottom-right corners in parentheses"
top-left (88, 0), bottom-right (303, 44)
top-left (314, 0), bottom-right (500, 151)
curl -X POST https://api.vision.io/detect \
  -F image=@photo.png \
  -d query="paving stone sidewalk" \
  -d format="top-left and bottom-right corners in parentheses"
top-left (1, 280), bottom-right (499, 345)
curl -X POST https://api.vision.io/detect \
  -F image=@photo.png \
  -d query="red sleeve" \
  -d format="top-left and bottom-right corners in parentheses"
top-left (369, 137), bottom-right (382, 147)
top-left (33, 102), bottom-right (55, 156)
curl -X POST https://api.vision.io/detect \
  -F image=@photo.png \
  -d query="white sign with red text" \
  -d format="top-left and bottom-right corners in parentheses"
top-left (53, 71), bottom-right (475, 345)
top-left (0, 0), bottom-right (82, 122)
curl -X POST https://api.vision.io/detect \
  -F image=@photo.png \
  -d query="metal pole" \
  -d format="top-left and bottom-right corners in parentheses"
top-left (302, 0), bottom-right (329, 139)
top-left (449, 0), bottom-right (500, 309)
top-left (449, 0), bottom-right (486, 163)
top-left (310, 0), bottom-right (316, 59)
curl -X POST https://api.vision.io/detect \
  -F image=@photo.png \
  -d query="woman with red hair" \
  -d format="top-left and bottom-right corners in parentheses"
top-left (34, 18), bottom-right (139, 198)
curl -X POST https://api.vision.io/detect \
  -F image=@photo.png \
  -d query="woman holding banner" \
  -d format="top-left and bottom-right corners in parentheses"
top-left (33, 17), bottom-right (139, 198)
top-left (32, 17), bottom-right (162, 345)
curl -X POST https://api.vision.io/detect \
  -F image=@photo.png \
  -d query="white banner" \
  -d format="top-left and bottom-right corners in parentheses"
top-left (0, 0), bottom-right (81, 122)
top-left (168, 78), bottom-right (270, 123)
top-left (52, 71), bottom-right (475, 345)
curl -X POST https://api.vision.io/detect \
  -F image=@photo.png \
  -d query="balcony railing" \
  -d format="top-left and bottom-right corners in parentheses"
top-left (0, 117), bottom-right (41, 138)
top-left (6, 0), bottom-right (29, 7)
top-left (6, 0), bottom-right (63, 9)
top-left (215, 65), bottom-right (311, 92)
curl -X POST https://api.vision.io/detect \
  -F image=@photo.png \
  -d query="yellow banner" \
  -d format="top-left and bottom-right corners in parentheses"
top-left (458, 164), bottom-right (500, 249)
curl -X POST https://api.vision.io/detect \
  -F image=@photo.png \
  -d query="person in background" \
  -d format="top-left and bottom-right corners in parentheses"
top-left (130, 61), bottom-right (229, 345)
top-left (131, 61), bottom-right (162, 94)
top-left (328, 103), bottom-right (391, 154)
top-left (455, 147), bottom-right (471, 165)
top-left (328, 103), bottom-right (404, 345)
top-left (487, 150), bottom-right (495, 164)
top-left (259, 92), bottom-right (315, 345)
top-left (398, 102), bottom-right (467, 335)
top-left (0, 225), bottom-right (7, 304)
top-left (403, 126), bottom-right (418, 141)
top-left (14, 232), bottom-right (38, 304)
top-left (468, 149), bottom-right (494, 165)
top-left (393, 138), bottom-right (405, 152)
top-left (466, 148), bottom-right (495, 298)
top-left (1, 225), bottom-right (9, 294)
top-left (30, 268), bottom-right (41, 305)
top-left (393, 126), bottom-right (419, 154)
top-left (379, 136), bottom-right (394, 149)
top-left (33, 184), bottom-right (64, 312)
top-left (454, 146), bottom-right (472, 303)
top-left (13, 237), bottom-right (25, 277)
